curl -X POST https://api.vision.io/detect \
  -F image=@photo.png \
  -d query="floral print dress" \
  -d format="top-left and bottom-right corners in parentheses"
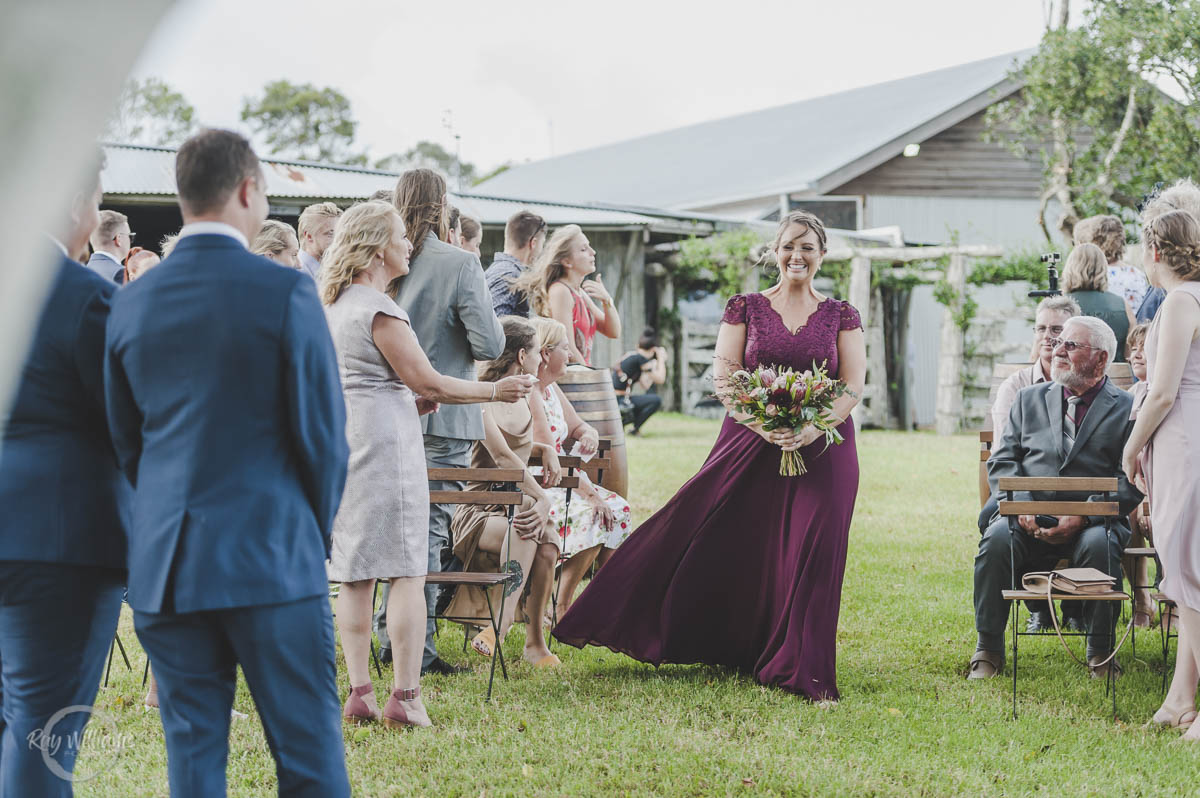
top-left (534, 385), bottom-right (633, 556)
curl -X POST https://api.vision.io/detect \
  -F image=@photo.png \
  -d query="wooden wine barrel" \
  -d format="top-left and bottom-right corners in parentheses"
top-left (557, 366), bottom-right (629, 499)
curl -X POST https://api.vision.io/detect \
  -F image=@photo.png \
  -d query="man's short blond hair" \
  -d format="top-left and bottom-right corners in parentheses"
top-left (298, 202), bottom-right (342, 240)
top-left (90, 209), bottom-right (128, 249)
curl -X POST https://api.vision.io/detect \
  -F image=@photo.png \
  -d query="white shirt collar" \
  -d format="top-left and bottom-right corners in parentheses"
top-left (1031, 360), bottom-right (1048, 383)
top-left (178, 222), bottom-right (249, 249)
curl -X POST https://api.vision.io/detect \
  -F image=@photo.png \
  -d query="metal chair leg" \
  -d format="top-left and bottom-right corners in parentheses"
top-left (142, 658), bottom-right (151, 688)
top-left (114, 633), bottom-right (132, 671)
top-left (104, 640), bottom-right (116, 688)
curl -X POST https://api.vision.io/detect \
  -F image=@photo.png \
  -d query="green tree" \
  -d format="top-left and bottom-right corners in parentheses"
top-left (104, 77), bottom-right (197, 147)
top-left (374, 141), bottom-right (478, 185)
top-left (240, 80), bottom-right (366, 166)
top-left (986, 0), bottom-right (1200, 241)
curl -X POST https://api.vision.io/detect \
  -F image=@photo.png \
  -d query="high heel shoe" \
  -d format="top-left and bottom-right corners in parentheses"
top-left (382, 686), bottom-right (429, 729)
top-left (343, 683), bottom-right (380, 725)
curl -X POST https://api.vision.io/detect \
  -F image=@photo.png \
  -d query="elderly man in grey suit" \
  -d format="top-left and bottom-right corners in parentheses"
top-left (382, 169), bottom-right (508, 674)
top-left (969, 316), bottom-right (1143, 681)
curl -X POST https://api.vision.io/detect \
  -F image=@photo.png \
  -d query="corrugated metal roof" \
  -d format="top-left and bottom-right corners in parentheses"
top-left (99, 143), bottom-right (728, 230)
top-left (478, 50), bottom-right (1033, 210)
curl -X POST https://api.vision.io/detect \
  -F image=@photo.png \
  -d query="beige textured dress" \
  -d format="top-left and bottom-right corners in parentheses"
top-left (324, 285), bottom-right (428, 581)
top-left (444, 401), bottom-right (546, 623)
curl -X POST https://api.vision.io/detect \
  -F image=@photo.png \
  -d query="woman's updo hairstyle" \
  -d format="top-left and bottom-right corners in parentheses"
top-left (478, 316), bottom-right (539, 384)
top-left (1142, 209), bottom-right (1200, 282)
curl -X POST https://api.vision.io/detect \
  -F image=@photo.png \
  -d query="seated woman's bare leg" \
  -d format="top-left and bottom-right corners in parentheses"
top-left (523, 542), bottom-right (560, 662)
top-left (555, 544), bottom-right (601, 620)
top-left (476, 514), bottom-right (538, 643)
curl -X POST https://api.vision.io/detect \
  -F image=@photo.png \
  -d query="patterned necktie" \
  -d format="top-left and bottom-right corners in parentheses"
top-left (1063, 395), bottom-right (1081, 453)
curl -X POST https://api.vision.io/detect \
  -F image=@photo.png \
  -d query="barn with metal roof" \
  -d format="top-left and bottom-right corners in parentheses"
top-left (478, 50), bottom-right (1049, 247)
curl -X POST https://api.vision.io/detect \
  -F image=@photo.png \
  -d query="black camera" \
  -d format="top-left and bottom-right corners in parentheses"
top-left (1028, 252), bottom-right (1062, 299)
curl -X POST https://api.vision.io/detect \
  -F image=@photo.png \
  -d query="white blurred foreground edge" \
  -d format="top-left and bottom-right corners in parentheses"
top-left (0, 1), bottom-right (175, 442)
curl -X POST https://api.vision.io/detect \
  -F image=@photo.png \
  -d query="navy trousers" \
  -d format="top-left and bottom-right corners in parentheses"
top-left (0, 562), bottom-right (123, 797)
top-left (134, 595), bottom-right (348, 798)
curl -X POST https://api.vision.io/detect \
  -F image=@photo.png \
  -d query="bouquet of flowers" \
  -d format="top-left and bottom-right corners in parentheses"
top-left (716, 361), bottom-right (848, 476)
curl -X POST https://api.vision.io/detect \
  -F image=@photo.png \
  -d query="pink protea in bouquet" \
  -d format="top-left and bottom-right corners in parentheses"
top-left (716, 361), bottom-right (848, 476)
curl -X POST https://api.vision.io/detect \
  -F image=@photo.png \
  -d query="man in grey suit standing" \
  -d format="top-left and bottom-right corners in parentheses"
top-left (384, 169), bottom-right (507, 674)
top-left (969, 316), bottom-right (1143, 681)
top-left (85, 209), bottom-right (132, 283)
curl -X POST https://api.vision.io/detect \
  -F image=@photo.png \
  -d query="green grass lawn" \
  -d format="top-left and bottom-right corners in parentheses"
top-left (80, 414), bottom-right (1194, 796)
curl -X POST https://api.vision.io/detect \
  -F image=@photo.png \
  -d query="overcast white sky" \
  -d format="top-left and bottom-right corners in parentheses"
top-left (132, 0), bottom-right (1067, 173)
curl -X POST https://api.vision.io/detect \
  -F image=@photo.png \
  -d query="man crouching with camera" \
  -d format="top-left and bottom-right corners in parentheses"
top-left (968, 316), bottom-right (1143, 681)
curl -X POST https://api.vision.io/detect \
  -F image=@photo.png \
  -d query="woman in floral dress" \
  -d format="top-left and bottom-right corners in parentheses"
top-left (530, 317), bottom-right (633, 619)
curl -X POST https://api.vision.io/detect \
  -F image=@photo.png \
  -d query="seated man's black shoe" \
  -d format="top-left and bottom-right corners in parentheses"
top-left (1063, 615), bottom-right (1086, 633)
top-left (1025, 610), bottom-right (1053, 633)
top-left (377, 647), bottom-right (392, 665)
top-left (422, 657), bottom-right (469, 676)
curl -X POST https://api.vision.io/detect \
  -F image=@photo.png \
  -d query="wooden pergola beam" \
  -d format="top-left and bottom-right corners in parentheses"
top-left (825, 244), bottom-right (1003, 262)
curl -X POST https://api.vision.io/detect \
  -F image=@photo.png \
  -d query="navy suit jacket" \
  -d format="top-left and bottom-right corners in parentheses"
top-left (104, 234), bottom-right (349, 614)
top-left (0, 253), bottom-right (128, 568)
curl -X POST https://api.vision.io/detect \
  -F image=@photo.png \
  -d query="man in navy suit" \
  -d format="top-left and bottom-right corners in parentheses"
top-left (0, 155), bottom-right (128, 795)
top-left (104, 129), bottom-right (350, 797)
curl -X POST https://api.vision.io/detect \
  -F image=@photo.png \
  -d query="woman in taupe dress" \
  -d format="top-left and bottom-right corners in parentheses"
top-left (445, 317), bottom-right (563, 667)
top-left (321, 202), bottom-right (533, 728)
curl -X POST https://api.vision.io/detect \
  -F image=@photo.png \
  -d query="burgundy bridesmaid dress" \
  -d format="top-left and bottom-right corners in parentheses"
top-left (553, 293), bottom-right (862, 700)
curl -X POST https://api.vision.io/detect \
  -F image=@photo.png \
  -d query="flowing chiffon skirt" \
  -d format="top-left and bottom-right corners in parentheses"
top-left (553, 415), bottom-right (858, 700)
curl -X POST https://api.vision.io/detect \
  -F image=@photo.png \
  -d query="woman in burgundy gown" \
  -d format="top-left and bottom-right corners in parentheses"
top-left (553, 211), bottom-right (866, 701)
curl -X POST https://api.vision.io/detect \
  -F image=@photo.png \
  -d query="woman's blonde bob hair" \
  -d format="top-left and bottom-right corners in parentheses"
top-left (1061, 243), bottom-right (1109, 293)
top-left (514, 224), bottom-right (585, 316)
top-left (319, 201), bottom-right (401, 305)
top-left (251, 219), bottom-right (298, 260)
top-left (532, 316), bottom-right (568, 353)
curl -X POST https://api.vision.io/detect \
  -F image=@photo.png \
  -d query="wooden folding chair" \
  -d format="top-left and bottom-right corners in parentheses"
top-left (424, 466), bottom-right (525, 701)
top-left (997, 476), bottom-right (1129, 719)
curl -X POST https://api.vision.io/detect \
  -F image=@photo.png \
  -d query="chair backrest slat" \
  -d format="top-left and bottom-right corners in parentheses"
top-left (428, 467), bottom-right (524, 483)
top-left (996, 476), bottom-right (1118, 492)
top-left (430, 490), bottom-right (523, 506)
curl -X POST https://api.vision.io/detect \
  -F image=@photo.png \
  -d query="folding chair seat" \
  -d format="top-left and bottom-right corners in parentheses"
top-left (996, 476), bottom-right (1129, 719)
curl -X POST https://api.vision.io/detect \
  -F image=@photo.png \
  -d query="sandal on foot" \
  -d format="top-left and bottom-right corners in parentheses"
top-left (343, 683), bottom-right (379, 725)
top-left (382, 686), bottom-right (427, 729)
top-left (472, 627), bottom-right (497, 658)
top-left (1133, 608), bottom-right (1157, 629)
top-left (1145, 708), bottom-right (1198, 731)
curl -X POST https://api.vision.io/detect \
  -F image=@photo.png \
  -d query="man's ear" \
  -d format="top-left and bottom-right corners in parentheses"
top-left (236, 176), bottom-right (255, 209)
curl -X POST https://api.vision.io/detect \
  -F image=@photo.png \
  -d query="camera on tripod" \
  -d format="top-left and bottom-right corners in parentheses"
top-left (1028, 252), bottom-right (1061, 298)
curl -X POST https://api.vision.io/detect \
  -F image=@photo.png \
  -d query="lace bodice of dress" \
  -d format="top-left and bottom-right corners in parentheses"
top-left (721, 293), bottom-right (862, 378)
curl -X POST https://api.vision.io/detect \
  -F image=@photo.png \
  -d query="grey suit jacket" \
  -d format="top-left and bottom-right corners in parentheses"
top-left (394, 232), bottom-right (504, 440)
top-left (988, 378), bottom-right (1143, 525)
top-left (85, 251), bottom-right (123, 283)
